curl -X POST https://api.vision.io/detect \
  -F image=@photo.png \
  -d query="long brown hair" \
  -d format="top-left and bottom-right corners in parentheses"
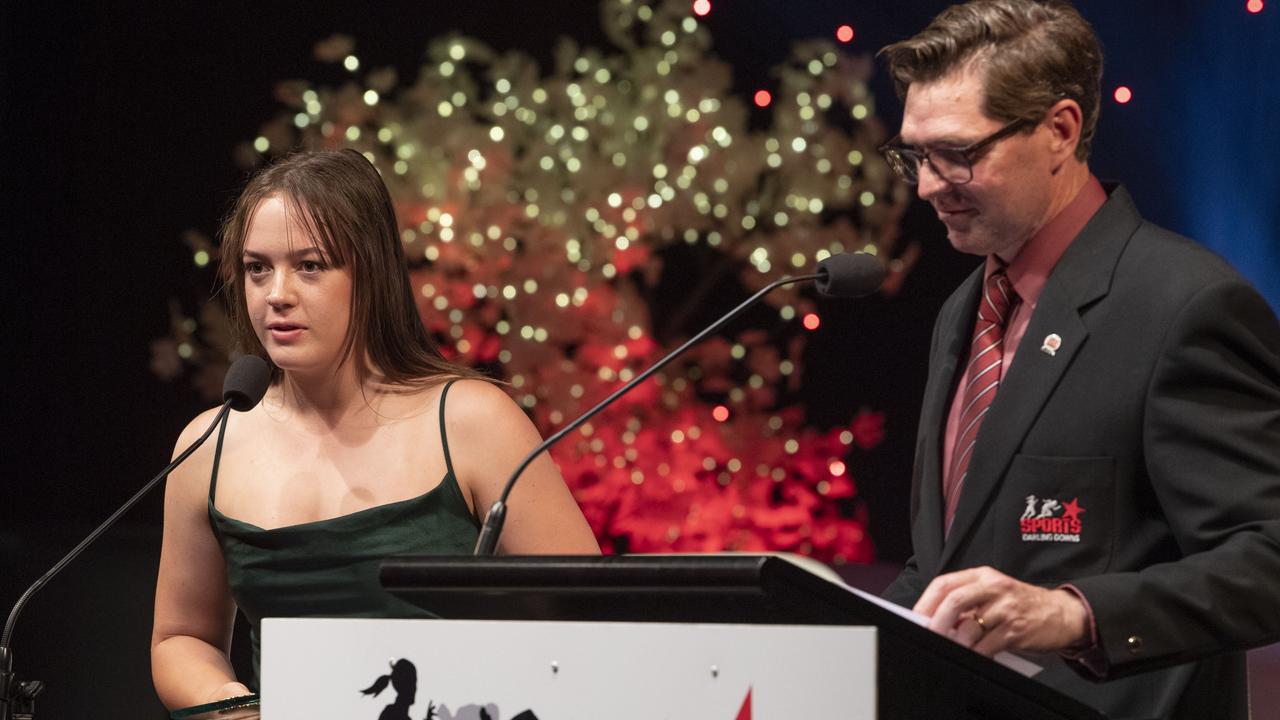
top-left (218, 149), bottom-right (482, 387)
top-left (879, 0), bottom-right (1103, 161)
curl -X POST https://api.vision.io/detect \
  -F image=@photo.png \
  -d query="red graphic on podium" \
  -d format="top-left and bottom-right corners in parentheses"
top-left (735, 687), bottom-right (752, 720)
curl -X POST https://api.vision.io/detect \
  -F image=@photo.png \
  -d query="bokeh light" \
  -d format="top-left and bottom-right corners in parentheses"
top-left (712, 405), bottom-right (730, 422)
top-left (836, 25), bottom-right (855, 43)
top-left (802, 313), bottom-right (821, 330)
top-left (753, 89), bottom-right (772, 108)
top-left (1113, 86), bottom-right (1133, 104)
top-left (1247, 0), bottom-right (1264, 13)
top-left (692, 0), bottom-right (711, 17)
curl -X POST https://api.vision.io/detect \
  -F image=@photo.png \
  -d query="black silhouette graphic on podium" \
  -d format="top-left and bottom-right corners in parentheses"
top-left (361, 659), bottom-right (434, 720)
top-left (360, 658), bottom-right (540, 720)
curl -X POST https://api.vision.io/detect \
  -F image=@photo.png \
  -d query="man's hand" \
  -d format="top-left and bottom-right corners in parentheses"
top-left (913, 566), bottom-right (1089, 656)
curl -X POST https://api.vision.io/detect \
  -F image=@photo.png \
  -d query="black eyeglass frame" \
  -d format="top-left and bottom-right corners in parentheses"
top-left (878, 117), bottom-right (1035, 186)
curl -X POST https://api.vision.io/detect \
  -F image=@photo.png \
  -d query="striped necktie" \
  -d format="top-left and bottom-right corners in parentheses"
top-left (944, 269), bottom-right (1018, 535)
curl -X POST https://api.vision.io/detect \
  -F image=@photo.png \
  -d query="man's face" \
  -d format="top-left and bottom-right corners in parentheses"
top-left (900, 65), bottom-right (1056, 260)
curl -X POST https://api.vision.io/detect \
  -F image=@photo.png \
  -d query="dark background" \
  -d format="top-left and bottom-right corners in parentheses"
top-left (2, 1), bottom-right (1276, 716)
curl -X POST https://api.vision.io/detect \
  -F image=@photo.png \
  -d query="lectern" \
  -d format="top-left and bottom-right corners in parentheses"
top-left (372, 554), bottom-right (1106, 720)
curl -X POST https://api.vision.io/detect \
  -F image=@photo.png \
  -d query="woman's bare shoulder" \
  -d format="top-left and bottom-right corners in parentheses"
top-left (438, 377), bottom-right (516, 421)
top-left (168, 401), bottom-right (271, 494)
top-left (435, 378), bottom-right (535, 467)
top-left (173, 406), bottom-right (226, 454)
top-left (163, 405), bottom-right (230, 513)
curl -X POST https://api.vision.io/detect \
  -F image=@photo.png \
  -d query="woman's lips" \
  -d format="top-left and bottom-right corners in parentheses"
top-left (267, 323), bottom-right (305, 342)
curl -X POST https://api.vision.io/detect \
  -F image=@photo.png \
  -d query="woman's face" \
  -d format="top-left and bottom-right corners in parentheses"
top-left (241, 195), bottom-right (354, 377)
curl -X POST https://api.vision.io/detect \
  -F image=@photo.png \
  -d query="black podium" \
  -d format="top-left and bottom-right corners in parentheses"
top-left (381, 554), bottom-right (1105, 720)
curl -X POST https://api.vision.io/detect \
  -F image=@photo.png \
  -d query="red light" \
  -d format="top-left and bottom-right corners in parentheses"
top-left (829, 460), bottom-right (846, 476)
top-left (836, 25), bottom-right (855, 43)
top-left (753, 89), bottom-right (772, 108)
top-left (712, 405), bottom-right (730, 422)
top-left (1113, 86), bottom-right (1133, 104)
top-left (693, 0), bottom-right (712, 16)
top-left (802, 313), bottom-right (821, 330)
top-left (1247, 0), bottom-right (1264, 12)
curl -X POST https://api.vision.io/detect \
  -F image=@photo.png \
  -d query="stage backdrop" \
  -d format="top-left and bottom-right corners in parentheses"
top-left (2, 1), bottom-right (1276, 718)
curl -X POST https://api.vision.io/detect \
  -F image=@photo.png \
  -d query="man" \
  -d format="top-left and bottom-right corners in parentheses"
top-left (876, 2), bottom-right (1280, 718)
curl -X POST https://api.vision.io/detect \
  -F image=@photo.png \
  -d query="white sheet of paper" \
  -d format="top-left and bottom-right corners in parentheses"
top-left (659, 554), bottom-right (1044, 679)
top-left (843, 584), bottom-right (1043, 677)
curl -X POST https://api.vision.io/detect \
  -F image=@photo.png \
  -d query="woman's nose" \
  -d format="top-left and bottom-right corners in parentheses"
top-left (266, 271), bottom-right (295, 308)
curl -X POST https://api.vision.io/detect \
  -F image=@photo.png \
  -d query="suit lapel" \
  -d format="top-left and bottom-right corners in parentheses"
top-left (936, 185), bottom-right (1142, 570)
top-left (915, 269), bottom-right (983, 569)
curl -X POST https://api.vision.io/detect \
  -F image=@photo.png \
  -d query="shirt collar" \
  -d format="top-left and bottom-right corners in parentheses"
top-left (985, 174), bottom-right (1107, 305)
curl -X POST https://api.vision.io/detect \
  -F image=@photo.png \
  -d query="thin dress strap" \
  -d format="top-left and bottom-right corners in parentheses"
top-left (438, 379), bottom-right (460, 480)
top-left (209, 411), bottom-right (231, 506)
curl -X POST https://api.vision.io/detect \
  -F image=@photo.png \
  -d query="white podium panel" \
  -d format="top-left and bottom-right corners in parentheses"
top-left (261, 618), bottom-right (875, 719)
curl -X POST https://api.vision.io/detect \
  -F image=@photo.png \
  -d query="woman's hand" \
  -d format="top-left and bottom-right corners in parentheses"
top-left (205, 680), bottom-right (254, 703)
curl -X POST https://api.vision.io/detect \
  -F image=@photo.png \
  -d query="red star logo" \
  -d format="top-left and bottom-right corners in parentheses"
top-left (1061, 497), bottom-right (1085, 522)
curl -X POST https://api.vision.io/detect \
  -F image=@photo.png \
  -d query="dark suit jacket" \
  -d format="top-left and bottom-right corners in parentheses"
top-left (883, 185), bottom-right (1280, 720)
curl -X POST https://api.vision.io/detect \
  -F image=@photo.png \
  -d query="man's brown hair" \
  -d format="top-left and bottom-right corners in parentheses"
top-left (880, 0), bottom-right (1103, 160)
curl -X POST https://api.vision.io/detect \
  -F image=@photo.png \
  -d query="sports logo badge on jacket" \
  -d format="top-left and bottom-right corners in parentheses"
top-left (1019, 495), bottom-right (1085, 543)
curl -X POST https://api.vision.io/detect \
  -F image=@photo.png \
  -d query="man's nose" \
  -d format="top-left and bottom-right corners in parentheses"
top-left (915, 160), bottom-right (951, 202)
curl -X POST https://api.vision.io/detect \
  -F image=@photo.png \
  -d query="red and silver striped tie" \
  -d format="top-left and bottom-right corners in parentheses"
top-left (944, 269), bottom-right (1017, 535)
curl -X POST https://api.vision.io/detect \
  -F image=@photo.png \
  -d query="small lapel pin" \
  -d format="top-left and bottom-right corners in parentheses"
top-left (1040, 333), bottom-right (1062, 356)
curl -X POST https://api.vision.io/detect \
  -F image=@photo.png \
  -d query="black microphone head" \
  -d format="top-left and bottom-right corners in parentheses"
top-left (222, 355), bottom-right (271, 412)
top-left (815, 252), bottom-right (887, 298)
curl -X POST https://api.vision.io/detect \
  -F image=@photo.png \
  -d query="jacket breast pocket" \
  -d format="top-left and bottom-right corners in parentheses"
top-left (991, 454), bottom-right (1114, 585)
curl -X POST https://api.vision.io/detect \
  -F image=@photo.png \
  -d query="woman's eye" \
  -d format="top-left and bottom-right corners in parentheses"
top-left (299, 260), bottom-right (326, 273)
top-left (244, 262), bottom-right (267, 275)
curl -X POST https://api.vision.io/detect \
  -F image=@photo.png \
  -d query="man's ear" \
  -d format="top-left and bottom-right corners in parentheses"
top-left (1045, 98), bottom-right (1083, 165)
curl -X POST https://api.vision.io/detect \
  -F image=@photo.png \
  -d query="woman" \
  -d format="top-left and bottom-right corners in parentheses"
top-left (151, 149), bottom-right (599, 709)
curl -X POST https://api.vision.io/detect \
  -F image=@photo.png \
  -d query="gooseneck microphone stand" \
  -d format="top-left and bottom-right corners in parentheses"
top-left (473, 271), bottom-right (823, 555)
top-left (0, 402), bottom-right (235, 720)
top-left (472, 250), bottom-right (886, 555)
top-left (2, 354), bottom-right (269, 720)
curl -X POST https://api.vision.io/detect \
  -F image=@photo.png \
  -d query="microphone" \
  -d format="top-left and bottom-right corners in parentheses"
top-left (814, 250), bottom-right (888, 298)
top-left (0, 355), bottom-right (270, 720)
top-left (222, 354), bottom-right (272, 411)
top-left (473, 252), bottom-right (886, 555)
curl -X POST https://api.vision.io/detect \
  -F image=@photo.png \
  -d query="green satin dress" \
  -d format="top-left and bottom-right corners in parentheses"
top-left (207, 380), bottom-right (480, 682)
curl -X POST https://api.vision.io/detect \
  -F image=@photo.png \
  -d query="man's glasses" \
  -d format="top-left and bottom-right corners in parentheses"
top-left (878, 117), bottom-right (1034, 186)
